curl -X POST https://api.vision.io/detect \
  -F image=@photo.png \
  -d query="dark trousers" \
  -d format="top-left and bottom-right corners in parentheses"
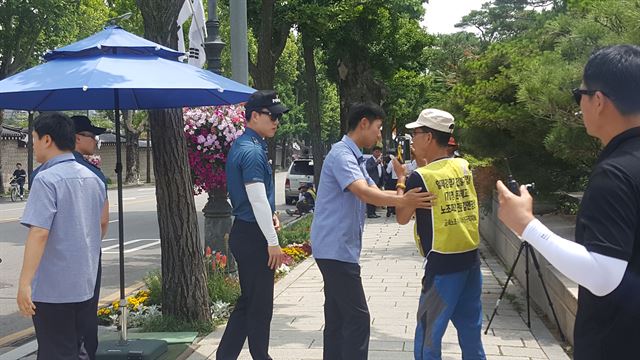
top-left (366, 203), bottom-right (377, 216)
top-left (384, 179), bottom-right (397, 215)
top-left (32, 298), bottom-right (96, 360)
top-left (316, 259), bottom-right (370, 360)
top-left (17, 179), bottom-right (25, 195)
top-left (217, 220), bottom-right (275, 360)
top-left (78, 256), bottom-right (101, 360)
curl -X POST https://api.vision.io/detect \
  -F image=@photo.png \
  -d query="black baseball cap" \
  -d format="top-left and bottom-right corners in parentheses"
top-left (245, 90), bottom-right (289, 115)
top-left (71, 115), bottom-right (106, 135)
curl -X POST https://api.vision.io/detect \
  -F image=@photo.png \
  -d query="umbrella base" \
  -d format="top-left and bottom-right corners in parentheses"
top-left (96, 339), bottom-right (168, 360)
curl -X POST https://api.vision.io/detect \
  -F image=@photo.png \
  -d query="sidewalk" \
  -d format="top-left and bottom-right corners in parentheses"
top-left (188, 215), bottom-right (570, 360)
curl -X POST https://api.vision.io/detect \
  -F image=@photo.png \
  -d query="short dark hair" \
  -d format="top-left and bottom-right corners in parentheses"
top-left (16, 162), bottom-right (22, 166)
top-left (422, 126), bottom-right (450, 148)
top-left (584, 45), bottom-right (640, 115)
top-left (33, 112), bottom-right (76, 151)
top-left (347, 102), bottom-right (386, 132)
top-left (372, 146), bottom-right (382, 151)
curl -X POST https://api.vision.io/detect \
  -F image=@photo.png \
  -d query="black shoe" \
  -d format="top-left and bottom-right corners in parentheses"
top-left (368, 214), bottom-right (380, 219)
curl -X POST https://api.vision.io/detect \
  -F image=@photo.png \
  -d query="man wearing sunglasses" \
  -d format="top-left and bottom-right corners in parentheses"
top-left (218, 90), bottom-right (288, 360)
top-left (72, 115), bottom-right (109, 359)
top-left (497, 45), bottom-right (640, 359)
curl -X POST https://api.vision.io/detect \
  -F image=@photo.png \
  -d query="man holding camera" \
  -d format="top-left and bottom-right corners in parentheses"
top-left (497, 45), bottom-right (640, 359)
top-left (395, 109), bottom-right (485, 360)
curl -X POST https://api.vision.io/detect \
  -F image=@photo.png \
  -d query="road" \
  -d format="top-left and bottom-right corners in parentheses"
top-left (0, 171), bottom-right (293, 346)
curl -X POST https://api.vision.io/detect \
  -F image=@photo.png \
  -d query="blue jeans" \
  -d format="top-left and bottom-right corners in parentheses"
top-left (414, 265), bottom-right (486, 360)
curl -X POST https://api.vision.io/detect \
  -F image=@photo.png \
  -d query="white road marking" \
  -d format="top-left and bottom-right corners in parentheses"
top-left (101, 238), bottom-right (160, 254)
top-left (0, 206), bottom-right (25, 212)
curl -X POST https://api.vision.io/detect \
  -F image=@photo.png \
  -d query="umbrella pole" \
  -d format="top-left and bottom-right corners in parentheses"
top-left (114, 93), bottom-right (128, 344)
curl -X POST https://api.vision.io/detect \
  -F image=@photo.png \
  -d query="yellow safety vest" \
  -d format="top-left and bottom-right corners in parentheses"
top-left (308, 188), bottom-right (317, 200)
top-left (414, 158), bottom-right (480, 256)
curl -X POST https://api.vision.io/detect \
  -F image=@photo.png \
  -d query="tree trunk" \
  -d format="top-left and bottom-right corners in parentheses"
top-left (124, 128), bottom-right (140, 184)
top-left (124, 111), bottom-right (141, 184)
top-left (247, 0), bottom-right (291, 174)
top-left (336, 57), bottom-right (387, 134)
top-left (301, 32), bottom-right (324, 188)
top-left (280, 137), bottom-right (287, 169)
top-left (137, 0), bottom-right (210, 322)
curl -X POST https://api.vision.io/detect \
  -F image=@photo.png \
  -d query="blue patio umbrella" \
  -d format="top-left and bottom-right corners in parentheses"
top-left (0, 26), bottom-right (254, 349)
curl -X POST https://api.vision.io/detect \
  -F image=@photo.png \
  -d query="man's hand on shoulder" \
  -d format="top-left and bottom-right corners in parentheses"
top-left (403, 188), bottom-right (437, 210)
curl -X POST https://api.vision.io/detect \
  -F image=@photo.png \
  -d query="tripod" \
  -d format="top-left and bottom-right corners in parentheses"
top-left (484, 241), bottom-right (565, 341)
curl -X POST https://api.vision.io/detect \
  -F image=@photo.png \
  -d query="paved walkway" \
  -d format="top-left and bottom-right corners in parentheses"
top-left (189, 215), bottom-right (570, 360)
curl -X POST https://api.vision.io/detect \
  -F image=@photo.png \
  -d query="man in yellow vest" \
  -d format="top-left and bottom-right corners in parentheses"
top-left (395, 109), bottom-right (486, 360)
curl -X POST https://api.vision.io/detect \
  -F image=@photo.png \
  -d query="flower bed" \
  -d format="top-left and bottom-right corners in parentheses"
top-left (97, 215), bottom-right (314, 331)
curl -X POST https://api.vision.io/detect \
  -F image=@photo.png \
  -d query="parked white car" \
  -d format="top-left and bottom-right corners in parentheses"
top-left (285, 159), bottom-right (314, 205)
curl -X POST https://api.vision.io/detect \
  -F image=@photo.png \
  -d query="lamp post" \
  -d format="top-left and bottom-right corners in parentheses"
top-left (202, 0), bottom-right (236, 272)
top-left (230, 0), bottom-right (248, 84)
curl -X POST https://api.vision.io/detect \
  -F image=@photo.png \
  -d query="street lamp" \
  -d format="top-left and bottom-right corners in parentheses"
top-left (202, 0), bottom-right (236, 272)
top-left (204, 0), bottom-right (225, 74)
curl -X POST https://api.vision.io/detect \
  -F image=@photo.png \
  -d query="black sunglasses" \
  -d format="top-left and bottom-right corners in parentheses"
top-left (572, 88), bottom-right (610, 105)
top-left (257, 110), bottom-right (282, 122)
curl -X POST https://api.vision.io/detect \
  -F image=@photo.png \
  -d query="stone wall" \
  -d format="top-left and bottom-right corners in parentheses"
top-left (480, 194), bottom-right (578, 345)
top-left (1, 139), bottom-right (28, 187)
top-left (98, 143), bottom-right (155, 185)
top-left (0, 139), bottom-right (154, 189)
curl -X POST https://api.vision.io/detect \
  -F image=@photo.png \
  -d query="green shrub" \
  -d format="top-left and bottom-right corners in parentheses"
top-left (279, 215), bottom-right (312, 246)
top-left (208, 272), bottom-right (240, 304)
top-left (143, 270), bottom-right (162, 306)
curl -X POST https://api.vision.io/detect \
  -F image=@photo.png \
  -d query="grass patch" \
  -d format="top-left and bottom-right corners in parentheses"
top-left (141, 314), bottom-right (215, 335)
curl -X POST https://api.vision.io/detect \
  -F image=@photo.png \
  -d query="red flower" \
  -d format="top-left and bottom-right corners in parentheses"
top-left (220, 255), bottom-right (227, 269)
top-left (205, 246), bottom-right (212, 257)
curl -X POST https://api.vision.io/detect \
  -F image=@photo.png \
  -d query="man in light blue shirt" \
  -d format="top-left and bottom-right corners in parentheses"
top-left (17, 113), bottom-right (108, 360)
top-left (311, 102), bottom-right (436, 360)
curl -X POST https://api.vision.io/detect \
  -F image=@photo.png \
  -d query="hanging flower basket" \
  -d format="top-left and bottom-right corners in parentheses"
top-left (183, 105), bottom-right (246, 194)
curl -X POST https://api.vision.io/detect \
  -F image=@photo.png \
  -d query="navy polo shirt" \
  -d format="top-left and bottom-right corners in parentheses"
top-left (73, 152), bottom-right (108, 190)
top-left (226, 127), bottom-right (275, 222)
top-left (572, 127), bottom-right (640, 359)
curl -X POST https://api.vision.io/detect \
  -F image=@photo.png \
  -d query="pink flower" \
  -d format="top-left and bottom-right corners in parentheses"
top-left (183, 104), bottom-right (246, 193)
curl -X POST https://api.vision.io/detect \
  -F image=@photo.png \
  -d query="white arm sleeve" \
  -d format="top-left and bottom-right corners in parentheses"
top-left (522, 219), bottom-right (627, 296)
top-left (245, 182), bottom-right (279, 247)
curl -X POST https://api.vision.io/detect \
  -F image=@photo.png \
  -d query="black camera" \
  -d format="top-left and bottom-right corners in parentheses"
top-left (506, 174), bottom-right (535, 196)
